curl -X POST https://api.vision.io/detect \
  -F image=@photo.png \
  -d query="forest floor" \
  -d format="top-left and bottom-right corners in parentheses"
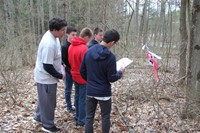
top-left (0, 55), bottom-right (200, 133)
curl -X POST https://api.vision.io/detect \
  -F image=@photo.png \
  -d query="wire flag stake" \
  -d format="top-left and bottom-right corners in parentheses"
top-left (142, 44), bottom-right (161, 81)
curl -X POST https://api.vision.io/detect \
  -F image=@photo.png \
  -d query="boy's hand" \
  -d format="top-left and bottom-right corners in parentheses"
top-left (62, 74), bottom-right (66, 80)
top-left (120, 67), bottom-right (125, 74)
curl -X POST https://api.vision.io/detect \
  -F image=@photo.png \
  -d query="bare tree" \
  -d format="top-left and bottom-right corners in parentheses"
top-left (185, 0), bottom-right (200, 118)
top-left (48, 0), bottom-right (53, 20)
top-left (165, 1), bottom-right (173, 71)
top-left (138, 0), bottom-right (148, 46)
top-left (179, 0), bottom-right (188, 82)
top-left (186, 0), bottom-right (192, 83)
top-left (37, 1), bottom-right (41, 37)
top-left (30, 0), bottom-right (36, 46)
top-left (3, 0), bottom-right (14, 41)
top-left (135, 0), bottom-right (140, 44)
top-left (125, 0), bottom-right (134, 47)
top-left (40, 0), bottom-right (45, 34)
top-left (13, 0), bottom-right (20, 36)
top-left (63, 0), bottom-right (67, 21)
top-left (160, 0), bottom-right (167, 47)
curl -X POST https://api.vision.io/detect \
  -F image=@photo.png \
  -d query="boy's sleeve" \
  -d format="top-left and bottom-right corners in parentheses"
top-left (42, 45), bottom-right (63, 79)
top-left (43, 64), bottom-right (63, 79)
top-left (107, 56), bottom-right (122, 82)
top-left (80, 54), bottom-right (87, 81)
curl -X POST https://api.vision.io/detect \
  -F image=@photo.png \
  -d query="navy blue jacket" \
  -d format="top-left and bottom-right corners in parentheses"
top-left (88, 39), bottom-right (98, 48)
top-left (80, 44), bottom-right (122, 97)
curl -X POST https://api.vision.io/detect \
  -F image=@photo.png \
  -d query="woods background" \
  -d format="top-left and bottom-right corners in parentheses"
top-left (0, 0), bottom-right (181, 67)
top-left (1, 0), bottom-right (200, 132)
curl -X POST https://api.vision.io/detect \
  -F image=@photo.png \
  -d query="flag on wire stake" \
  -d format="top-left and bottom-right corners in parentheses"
top-left (142, 44), bottom-right (161, 81)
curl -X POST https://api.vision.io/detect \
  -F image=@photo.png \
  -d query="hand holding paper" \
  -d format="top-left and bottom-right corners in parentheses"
top-left (116, 58), bottom-right (133, 71)
top-left (120, 67), bottom-right (125, 73)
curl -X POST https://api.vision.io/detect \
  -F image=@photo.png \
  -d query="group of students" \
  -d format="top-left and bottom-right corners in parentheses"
top-left (33, 17), bottom-right (124, 133)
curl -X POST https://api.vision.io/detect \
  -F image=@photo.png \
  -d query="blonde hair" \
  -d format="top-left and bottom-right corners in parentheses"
top-left (80, 27), bottom-right (93, 38)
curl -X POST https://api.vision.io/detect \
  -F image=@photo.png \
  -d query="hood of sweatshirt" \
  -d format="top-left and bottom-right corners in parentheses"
top-left (71, 36), bottom-right (87, 46)
top-left (91, 44), bottom-right (111, 61)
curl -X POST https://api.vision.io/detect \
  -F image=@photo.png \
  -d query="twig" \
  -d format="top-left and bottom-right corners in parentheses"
top-left (114, 104), bottom-right (129, 127)
top-left (174, 75), bottom-right (187, 83)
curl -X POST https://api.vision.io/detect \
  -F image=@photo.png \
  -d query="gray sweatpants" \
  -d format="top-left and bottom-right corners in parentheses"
top-left (34, 83), bottom-right (57, 128)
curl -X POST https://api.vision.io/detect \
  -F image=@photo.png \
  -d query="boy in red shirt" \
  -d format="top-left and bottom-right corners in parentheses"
top-left (68, 27), bottom-right (92, 126)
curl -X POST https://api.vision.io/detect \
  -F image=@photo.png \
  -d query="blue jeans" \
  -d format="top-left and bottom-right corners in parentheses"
top-left (85, 97), bottom-right (111, 133)
top-left (64, 71), bottom-right (74, 110)
top-left (74, 82), bottom-right (86, 125)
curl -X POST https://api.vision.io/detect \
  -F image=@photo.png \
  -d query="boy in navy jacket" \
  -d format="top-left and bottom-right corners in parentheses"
top-left (80, 29), bottom-right (124, 133)
top-left (88, 27), bottom-right (103, 48)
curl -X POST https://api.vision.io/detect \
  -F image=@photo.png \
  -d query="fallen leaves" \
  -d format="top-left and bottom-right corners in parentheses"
top-left (0, 59), bottom-right (200, 133)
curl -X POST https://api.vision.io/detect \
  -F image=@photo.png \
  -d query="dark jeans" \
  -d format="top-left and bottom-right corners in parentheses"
top-left (64, 71), bottom-right (74, 109)
top-left (85, 97), bottom-right (111, 133)
top-left (74, 82), bottom-right (86, 125)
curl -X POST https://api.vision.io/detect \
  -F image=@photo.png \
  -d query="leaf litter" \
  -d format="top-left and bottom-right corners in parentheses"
top-left (0, 58), bottom-right (200, 133)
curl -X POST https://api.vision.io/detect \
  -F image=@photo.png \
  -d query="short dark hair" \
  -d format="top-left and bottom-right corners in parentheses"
top-left (49, 17), bottom-right (67, 31)
top-left (94, 27), bottom-right (103, 35)
top-left (80, 27), bottom-right (93, 38)
top-left (66, 26), bottom-right (77, 34)
top-left (103, 29), bottom-right (120, 43)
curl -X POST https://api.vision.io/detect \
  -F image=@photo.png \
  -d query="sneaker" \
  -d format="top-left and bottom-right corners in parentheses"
top-left (75, 123), bottom-right (84, 129)
top-left (42, 126), bottom-right (61, 132)
top-left (33, 118), bottom-right (42, 125)
top-left (64, 108), bottom-right (71, 113)
top-left (76, 122), bottom-right (84, 127)
top-left (65, 107), bottom-right (75, 113)
top-left (72, 106), bottom-right (76, 111)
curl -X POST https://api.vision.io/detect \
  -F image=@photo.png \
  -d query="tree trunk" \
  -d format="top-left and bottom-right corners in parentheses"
top-left (138, 0), bottom-right (148, 47)
top-left (30, 0), bottom-right (36, 46)
top-left (3, 0), bottom-right (13, 40)
top-left (13, 0), bottom-right (21, 36)
top-left (179, 0), bottom-right (188, 82)
top-left (40, 0), bottom-right (45, 34)
top-left (186, 0), bottom-right (192, 84)
top-left (103, 0), bottom-right (107, 31)
top-left (160, 0), bottom-right (166, 48)
top-left (185, 0), bottom-right (200, 119)
top-left (125, 0), bottom-right (134, 47)
top-left (56, 1), bottom-right (59, 16)
top-left (37, 1), bottom-right (41, 36)
top-left (165, 1), bottom-right (173, 71)
top-left (142, 0), bottom-right (148, 45)
top-left (48, 0), bottom-right (53, 20)
top-left (63, 0), bottom-right (67, 20)
top-left (86, 0), bottom-right (91, 26)
top-left (153, 1), bottom-right (160, 46)
top-left (135, 0), bottom-right (139, 44)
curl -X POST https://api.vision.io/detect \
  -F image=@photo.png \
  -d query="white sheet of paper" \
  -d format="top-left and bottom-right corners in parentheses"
top-left (116, 58), bottom-right (133, 71)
